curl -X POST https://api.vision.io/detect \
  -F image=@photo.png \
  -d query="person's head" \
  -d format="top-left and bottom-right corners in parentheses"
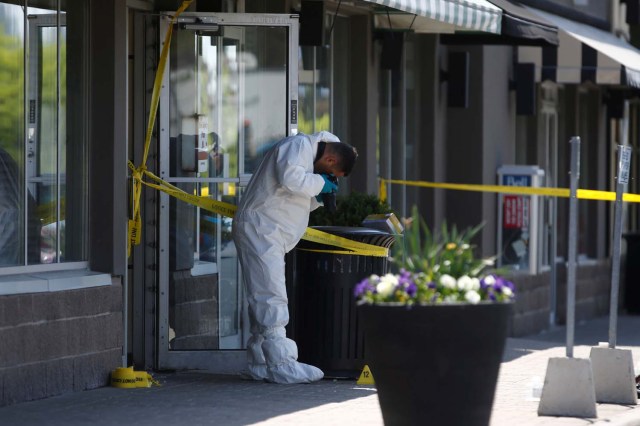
top-left (314, 142), bottom-right (358, 177)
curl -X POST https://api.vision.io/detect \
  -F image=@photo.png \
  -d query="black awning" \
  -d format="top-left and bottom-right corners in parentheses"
top-left (441, 0), bottom-right (558, 46)
top-left (496, 0), bottom-right (558, 44)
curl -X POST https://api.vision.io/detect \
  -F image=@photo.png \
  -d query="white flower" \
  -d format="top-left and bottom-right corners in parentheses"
top-left (482, 275), bottom-right (496, 286)
top-left (444, 294), bottom-right (458, 303)
top-left (468, 277), bottom-right (480, 291)
top-left (502, 286), bottom-right (513, 297)
top-left (456, 275), bottom-right (473, 291)
top-left (376, 273), bottom-right (398, 297)
top-left (465, 290), bottom-right (481, 304)
top-left (440, 274), bottom-right (456, 289)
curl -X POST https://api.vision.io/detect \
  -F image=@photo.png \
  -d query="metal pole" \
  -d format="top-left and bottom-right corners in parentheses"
top-left (385, 70), bottom-right (392, 203)
top-left (550, 115), bottom-right (559, 326)
top-left (550, 196), bottom-right (558, 324)
top-left (566, 137), bottom-right (580, 358)
top-left (609, 141), bottom-right (632, 348)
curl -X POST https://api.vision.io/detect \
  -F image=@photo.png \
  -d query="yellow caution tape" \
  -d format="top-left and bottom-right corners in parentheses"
top-left (129, 164), bottom-right (390, 257)
top-left (110, 367), bottom-right (136, 388)
top-left (303, 227), bottom-right (388, 257)
top-left (128, 0), bottom-right (193, 257)
top-left (379, 178), bottom-right (640, 204)
top-left (135, 370), bottom-right (161, 388)
top-left (139, 167), bottom-right (238, 218)
top-left (111, 367), bottom-right (161, 389)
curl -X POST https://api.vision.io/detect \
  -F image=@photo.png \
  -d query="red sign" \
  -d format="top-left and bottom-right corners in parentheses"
top-left (503, 195), bottom-right (529, 229)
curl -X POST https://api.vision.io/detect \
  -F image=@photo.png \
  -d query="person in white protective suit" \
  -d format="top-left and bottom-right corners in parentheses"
top-left (232, 131), bottom-right (358, 384)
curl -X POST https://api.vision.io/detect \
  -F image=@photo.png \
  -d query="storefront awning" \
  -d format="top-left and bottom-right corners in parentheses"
top-left (367, 0), bottom-right (502, 35)
top-left (489, 0), bottom-right (558, 45)
top-left (518, 7), bottom-right (640, 88)
top-left (441, 0), bottom-right (558, 46)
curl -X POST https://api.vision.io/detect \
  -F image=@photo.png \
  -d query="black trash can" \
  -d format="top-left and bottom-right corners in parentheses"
top-left (623, 233), bottom-right (640, 314)
top-left (285, 226), bottom-right (396, 378)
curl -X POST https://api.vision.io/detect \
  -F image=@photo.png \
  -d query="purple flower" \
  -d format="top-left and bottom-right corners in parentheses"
top-left (399, 268), bottom-right (412, 279)
top-left (405, 281), bottom-right (417, 297)
top-left (397, 272), bottom-right (412, 286)
top-left (504, 279), bottom-right (515, 291)
top-left (354, 278), bottom-right (376, 297)
top-left (480, 275), bottom-right (496, 290)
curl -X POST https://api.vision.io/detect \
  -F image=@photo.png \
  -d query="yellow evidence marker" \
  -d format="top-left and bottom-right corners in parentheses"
top-left (356, 364), bottom-right (375, 385)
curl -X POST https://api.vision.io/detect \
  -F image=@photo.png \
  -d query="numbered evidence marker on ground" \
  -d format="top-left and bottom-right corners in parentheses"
top-left (357, 365), bottom-right (375, 385)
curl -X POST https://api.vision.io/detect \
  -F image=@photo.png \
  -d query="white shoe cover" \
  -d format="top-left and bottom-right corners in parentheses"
top-left (265, 359), bottom-right (324, 384)
top-left (240, 364), bottom-right (268, 381)
top-left (242, 334), bottom-right (268, 381)
top-left (261, 332), bottom-right (324, 384)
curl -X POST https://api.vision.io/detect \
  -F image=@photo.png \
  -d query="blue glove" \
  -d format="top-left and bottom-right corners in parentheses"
top-left (320, 174), bottom-right (338, 194)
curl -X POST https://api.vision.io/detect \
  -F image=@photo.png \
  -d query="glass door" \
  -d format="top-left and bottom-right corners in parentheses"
top-left (157, 13), bottom-right (298, 371)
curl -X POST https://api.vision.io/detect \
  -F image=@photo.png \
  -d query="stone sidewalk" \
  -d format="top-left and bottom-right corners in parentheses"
top-left (1, 315), bottom-right (640, 426)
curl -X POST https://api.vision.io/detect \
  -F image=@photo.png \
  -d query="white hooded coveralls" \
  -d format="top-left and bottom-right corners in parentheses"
top-left (232, 131), bottom-right (340, 384)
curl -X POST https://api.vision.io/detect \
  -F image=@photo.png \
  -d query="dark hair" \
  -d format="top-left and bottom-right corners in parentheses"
top-left (327, 142), bottom-right (358, 176)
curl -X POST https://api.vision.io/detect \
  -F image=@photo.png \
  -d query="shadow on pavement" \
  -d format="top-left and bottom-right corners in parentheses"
top-left (502, 314), bottom-right (640, 363)
top-left (0, 371), bottom-right (375, 426)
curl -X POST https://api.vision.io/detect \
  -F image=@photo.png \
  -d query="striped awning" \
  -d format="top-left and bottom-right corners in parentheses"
top-left (518, 7), bottom-right (640, 88)
top-left (366, 0), bottom-right (502, 34)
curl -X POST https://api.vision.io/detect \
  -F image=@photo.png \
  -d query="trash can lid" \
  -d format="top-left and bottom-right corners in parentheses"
top-left (311, 226), bottom-right (391, 236)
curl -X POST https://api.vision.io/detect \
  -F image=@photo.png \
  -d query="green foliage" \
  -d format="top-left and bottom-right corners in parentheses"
top-left (308, 191), bottom-right (393, 227)
top-left (391, 205), bottom-right (491, 280)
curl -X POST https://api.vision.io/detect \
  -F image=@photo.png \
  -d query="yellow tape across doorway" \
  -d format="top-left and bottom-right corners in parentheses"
top-left (129, 163), bottom-right (389, 258)
top-left (378, 178), bottom-right (640, 204)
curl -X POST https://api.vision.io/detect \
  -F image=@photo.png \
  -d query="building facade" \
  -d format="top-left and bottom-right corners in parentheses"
top-left (2, 0), bottom-right (640, 406)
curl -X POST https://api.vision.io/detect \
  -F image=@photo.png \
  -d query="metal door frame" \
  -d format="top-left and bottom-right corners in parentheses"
top-left (157, 12), bottom-right (298, 372)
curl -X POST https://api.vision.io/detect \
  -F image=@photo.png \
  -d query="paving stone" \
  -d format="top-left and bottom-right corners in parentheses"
top-left (0, 316), bottom-right (639, 426)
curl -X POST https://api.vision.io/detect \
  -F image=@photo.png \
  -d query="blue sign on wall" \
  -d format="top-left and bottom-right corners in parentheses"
top-left (502, 174), bottom-right (531, 187)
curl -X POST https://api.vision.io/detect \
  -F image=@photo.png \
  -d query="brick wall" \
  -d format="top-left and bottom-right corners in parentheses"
top-left (169, 270), bottom-right (219, 350)
top-left (555, 260), bottom-right (612, 324)
top-left (0, 278), bottom-right (123, 406)
top-left (508, 271), bottom-right (552, 337)
top-left (508, 259), bottom-right (611, 337)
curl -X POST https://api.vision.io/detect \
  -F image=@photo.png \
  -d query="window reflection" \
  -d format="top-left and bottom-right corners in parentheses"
top-left (298, 43), bottom-right (332, 135)
top-left (0, 3), bottom-right (26, 267)
top-left (0, 1), bottom-right (87, 269)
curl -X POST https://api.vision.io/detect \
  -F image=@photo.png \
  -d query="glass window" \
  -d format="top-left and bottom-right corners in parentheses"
top-left (298, 45), bottom-right (332, 134)
top-left (169, 25), bottom-right (288, 180)
top-left (0, 0), bottom-right (88, 269)
top-left (297, 15), bottom-right (352, 192)
top-left (0, 3), bottom-right (25, 267)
